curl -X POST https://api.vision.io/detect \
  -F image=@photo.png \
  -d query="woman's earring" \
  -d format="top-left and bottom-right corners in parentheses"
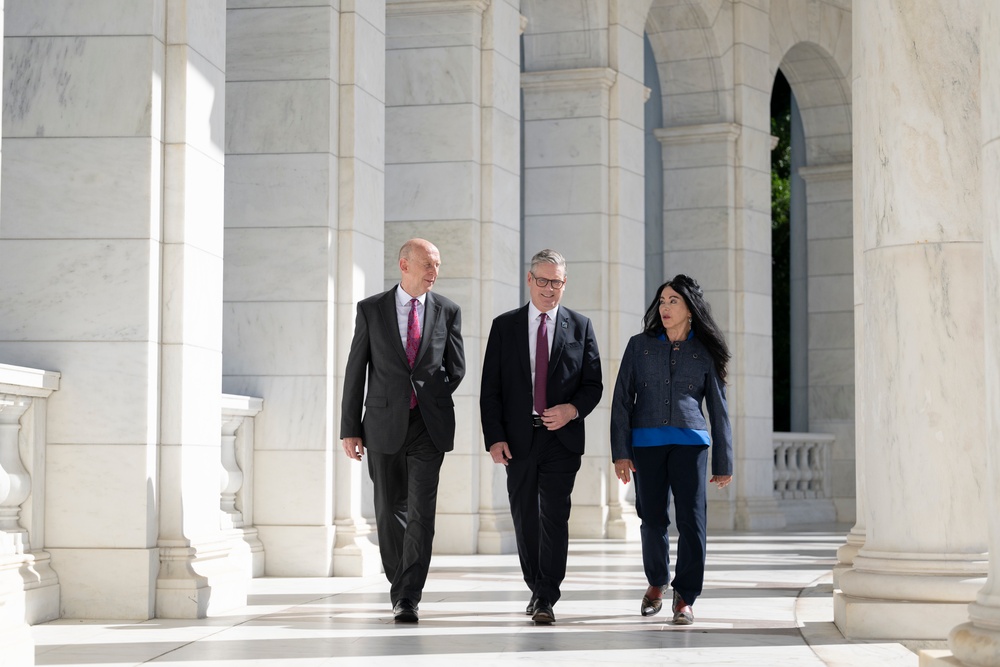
top-left (688, 318), bottom-right (692, 324)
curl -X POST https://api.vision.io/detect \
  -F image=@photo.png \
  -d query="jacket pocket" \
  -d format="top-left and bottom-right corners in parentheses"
top-left (365, 396), bottom-right (388, 407)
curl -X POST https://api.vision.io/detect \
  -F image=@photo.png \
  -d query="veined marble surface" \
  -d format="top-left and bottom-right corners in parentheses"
top-left (30, 526), bottom-right (922, 666)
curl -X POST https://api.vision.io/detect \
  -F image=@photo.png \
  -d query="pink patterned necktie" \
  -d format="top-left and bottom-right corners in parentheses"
top-left (534, 313), bottom-right (548, 415)
top-left (406, 298), bottom-right (421, 408)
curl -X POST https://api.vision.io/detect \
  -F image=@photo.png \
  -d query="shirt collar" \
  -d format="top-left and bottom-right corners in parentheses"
top-left (397, 284), bottom-right (427, 307)
top-left (528, 302), bottom-right (558, 323)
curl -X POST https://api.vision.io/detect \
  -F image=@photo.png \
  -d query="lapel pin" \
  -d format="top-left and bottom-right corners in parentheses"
top-left (561, 321), bottom-right (568, 328)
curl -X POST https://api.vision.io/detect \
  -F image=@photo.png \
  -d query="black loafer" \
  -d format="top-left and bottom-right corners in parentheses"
top-left (531, 599), bottom-right (555, 624)
top-left (393, 598), bottom-right (419, 623)
top-left (526, 593), bottom-right (538, 615)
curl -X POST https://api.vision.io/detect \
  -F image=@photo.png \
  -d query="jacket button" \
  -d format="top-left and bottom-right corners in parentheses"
top-left (664, 399), bottom-right (668, 404)
top-left (662, 419), bottom-right (668, 424)
top-left (643, 350), bottom-right (648, 355)
top-left (693, 353), bottom-right (698, 358)
top-left (665, 379), bottom-right (670, 384)
top-left (671, 359), bottom-right (676, 365)
top-left (688, 384), bottom-right (694, 390)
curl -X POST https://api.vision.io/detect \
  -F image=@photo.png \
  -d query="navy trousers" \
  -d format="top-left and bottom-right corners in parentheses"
top-left (632, 444), bottom-right (709, 606)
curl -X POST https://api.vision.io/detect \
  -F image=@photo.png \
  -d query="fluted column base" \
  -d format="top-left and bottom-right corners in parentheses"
top-left (832, 527), bottom-right (865, 588)
top-left (570, 503), bottom-right (609, 539)
top-left (0, 556), bottom-right (34, 666)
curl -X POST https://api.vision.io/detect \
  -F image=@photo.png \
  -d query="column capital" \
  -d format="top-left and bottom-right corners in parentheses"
top-left (654, 122), bottom-right (741, 146)
top-left (521, 67), bottom-right (617, 93)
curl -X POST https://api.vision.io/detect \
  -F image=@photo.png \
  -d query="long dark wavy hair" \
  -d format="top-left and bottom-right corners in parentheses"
top-left (642, 274), bottom-right (732, 383)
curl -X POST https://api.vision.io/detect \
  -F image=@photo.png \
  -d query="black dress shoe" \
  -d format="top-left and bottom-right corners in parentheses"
top-left (393, 598), bottom-right (419, 623)
top-left (531, 599), bottom-right (555, 624)
top-left (526, 593), bottom-right (538, 615)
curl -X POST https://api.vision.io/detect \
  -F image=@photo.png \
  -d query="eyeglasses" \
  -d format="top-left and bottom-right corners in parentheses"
top-left (531, 273), bottom-right (565, 289)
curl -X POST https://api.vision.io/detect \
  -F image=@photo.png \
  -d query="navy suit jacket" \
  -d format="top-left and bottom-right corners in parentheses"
top-left (340, 287), bottom-right (465, 454)
top-left (480, 304), bottom-right (603, 456)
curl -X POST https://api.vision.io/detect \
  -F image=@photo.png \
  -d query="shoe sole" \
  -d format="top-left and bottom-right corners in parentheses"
top-left (532, 611), bottom-right (555, 624)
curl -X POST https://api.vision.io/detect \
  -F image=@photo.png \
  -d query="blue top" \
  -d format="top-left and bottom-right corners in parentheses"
top-left (631, 332), bottom-right (709, 447)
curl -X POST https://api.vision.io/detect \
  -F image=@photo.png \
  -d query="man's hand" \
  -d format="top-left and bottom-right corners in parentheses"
top-left (342, 437), bottom-right (365, 461)
top-left (541, 404), bottom-right (577, 430)
top-left (490, 441), bottom-right (512, 465)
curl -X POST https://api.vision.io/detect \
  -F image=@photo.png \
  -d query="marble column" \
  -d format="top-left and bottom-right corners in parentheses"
top-left (800, 162), bottom-right (853, 524)
top-left (936, 3), bottom-right (1000, 664)
top-left (333, 0), bottom-right (388, 575)
top-left (836, 0), bottom-right (988, 640)
top-left (154, 0), bottom-right (246, 620)
top-left (384, 0), bottom-right (522, 553)
top-left (224, 1), bottom-right (386, 576)
top-left (1, 0), bottom-right (231, 619)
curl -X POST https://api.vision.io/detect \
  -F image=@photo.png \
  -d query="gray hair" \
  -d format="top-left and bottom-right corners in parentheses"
top-left (529, 249), bottom-right (566, 273)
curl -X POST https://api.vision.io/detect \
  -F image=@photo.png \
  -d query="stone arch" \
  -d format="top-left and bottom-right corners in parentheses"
top-left (644, 0), bottom-right (733, 126)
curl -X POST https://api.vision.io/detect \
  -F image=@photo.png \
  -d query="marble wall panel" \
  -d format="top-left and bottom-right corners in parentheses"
top-left (385, 104), bottom-right (479, 164)
top-left (806, 200), bottom-right (853, 239)
top-left (808, 312), bottom-right (854, 349)
top-left (809, 349), bottom-right (853, 387)
top-left (808, 274), bottom-right (853, 313)
top-left (167, 0), bottom-right (226, 67)
top-left (661, 58), bottom-right (722, 96)
top-left (522, 83), bottom-right (612, 122)
top-left (45, 443), bottom-right (156, 548)
top-left (615, 125), bottom-right (646, 180)
top-left (481, 51), bottom-right (520, 119)
top-left (46, 547), bottom-right (157, 619)
top-left (523, 165), bottom-right (607, 216)
top-left (225, 80), bottom-right (333, 154)
top-left (662, 91), bottom-right (728, 125)
top-left (0, 138), bottom-right (158, 240)
top-left (344, 11), bottom-right (386, 99)
top-left (5, 1), bottom-right (165, 38)
top-left (663, 166), bottom-right (732, 210)
top-left (735, 375), bottom-right (772, 420)
top-left (385, 46), bottom-right (479, 106)
top-left (611, 217), bottom-right (645, 268)
top-left (223, 228), bottom-right (330, 302)
top-left (738, 169), bottom-right (773, 219)
top-left (225, 154), bottom-right (334, 229)
top-left (521, 213), bottom-right (606, 262)
top-left (661, 207), bottom-right (730, 251)
top-left (222, 375), bottom-right (327, 452)
top-left (160, 245), bottom-right (224, 351)
top-left (164, 49), bottom-right (226, 163)
top-left (349, 87), bottom-right (385, 167)
top-left (347, 160), bottom-right (386, 234)
top-left (222, 302), bottom-right (327, 376)
top-left (0, 239), bottom-right (154, 341)
top-left (162, 146), bottom-right (225, 251)
top-left (0, 343), bottom-right (157, 446)
top-left (3, 36), bottom-right (161, 138)
top-left (252, 525), bottom-right (334, 577)
top-left (385, 8), bottom-right (482, 50)
top-left (226, 6), bottom-right (336, 81)
top-left (253, 450), bottom-right (332, 525)
top-left (737, 332), bottom-right (773, 377)
top-left (807, 237), bottom-right (852, 277)
top-left (659, 133), bottom-right (738, 170)
top-left (158, 441), bottom-right (224, 536)
top-left (484, 110), bottom-right (520, 176)
top-left (809, 385), bottom-right (854, 422)
top-left (490, 0), bottom-right (522, 64)
top-left (663, 248), bottom-right (731, 291)
top-left (158, 345), bottom-right (223, 446)
top-left (523, 117), bottom-right (606, 167)
top-left (385, 162), bottom-right (478, 221)
top-left (553, 261), bottom-right (605, 313)
top-left (615, 76), bottom-right (649, 129)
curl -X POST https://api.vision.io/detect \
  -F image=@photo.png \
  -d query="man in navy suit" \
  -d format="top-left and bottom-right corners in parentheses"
top-left (341, 239), bottom-right (465, 623)
top-left (480, 249), bottom-right (603, 624)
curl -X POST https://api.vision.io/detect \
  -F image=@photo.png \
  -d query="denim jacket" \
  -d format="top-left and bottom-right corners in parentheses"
top-left (610, 332), bottom-right (733, 476)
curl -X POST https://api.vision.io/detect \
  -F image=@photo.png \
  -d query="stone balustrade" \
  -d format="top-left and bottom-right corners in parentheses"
top-left (772, 432), bottom-right (836, 524)
top-left (220, 394), bottom-right (265, 578)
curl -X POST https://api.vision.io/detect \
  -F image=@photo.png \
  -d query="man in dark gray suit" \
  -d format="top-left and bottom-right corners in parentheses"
top-left (340, 238), bottom-right (465, 623)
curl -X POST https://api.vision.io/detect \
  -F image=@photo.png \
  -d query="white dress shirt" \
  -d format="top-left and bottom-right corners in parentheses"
top-left (528, 302), bottom-right (557, 415)
top-left (395, 285), bottom-right (426, 349)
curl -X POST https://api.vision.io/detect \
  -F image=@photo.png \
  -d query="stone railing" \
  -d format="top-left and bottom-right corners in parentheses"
top-left (773, 432), bottom-right (834, 499)
top-left (221, 394), bottom-right (264, 578)
top-left (0, 361), bottom-right (62, 663)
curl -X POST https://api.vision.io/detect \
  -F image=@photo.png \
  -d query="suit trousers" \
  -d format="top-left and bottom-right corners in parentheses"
top-left (632, 444), bottom-right (709, 606)
top-left (366, 407), bottom-right (444, 604)
top-left (505, 425), bottom-right (582, 604)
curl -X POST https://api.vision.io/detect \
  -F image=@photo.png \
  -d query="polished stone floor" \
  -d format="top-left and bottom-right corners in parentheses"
top-left (30, 526), bottom-right (924, 666)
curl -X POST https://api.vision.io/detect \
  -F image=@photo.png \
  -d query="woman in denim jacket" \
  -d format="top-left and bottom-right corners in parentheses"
top-left (610, 274), bottom-right (733, 624)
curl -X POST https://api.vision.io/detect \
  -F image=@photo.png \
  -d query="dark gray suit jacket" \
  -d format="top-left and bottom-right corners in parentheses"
top-left (340, 286), bottom-right (465, 454)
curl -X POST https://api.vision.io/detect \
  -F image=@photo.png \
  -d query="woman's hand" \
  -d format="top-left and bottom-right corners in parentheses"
top-left (710, 474), bottom-right (732, 489)
top-left (614, 458), bottom-right (636, 484)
